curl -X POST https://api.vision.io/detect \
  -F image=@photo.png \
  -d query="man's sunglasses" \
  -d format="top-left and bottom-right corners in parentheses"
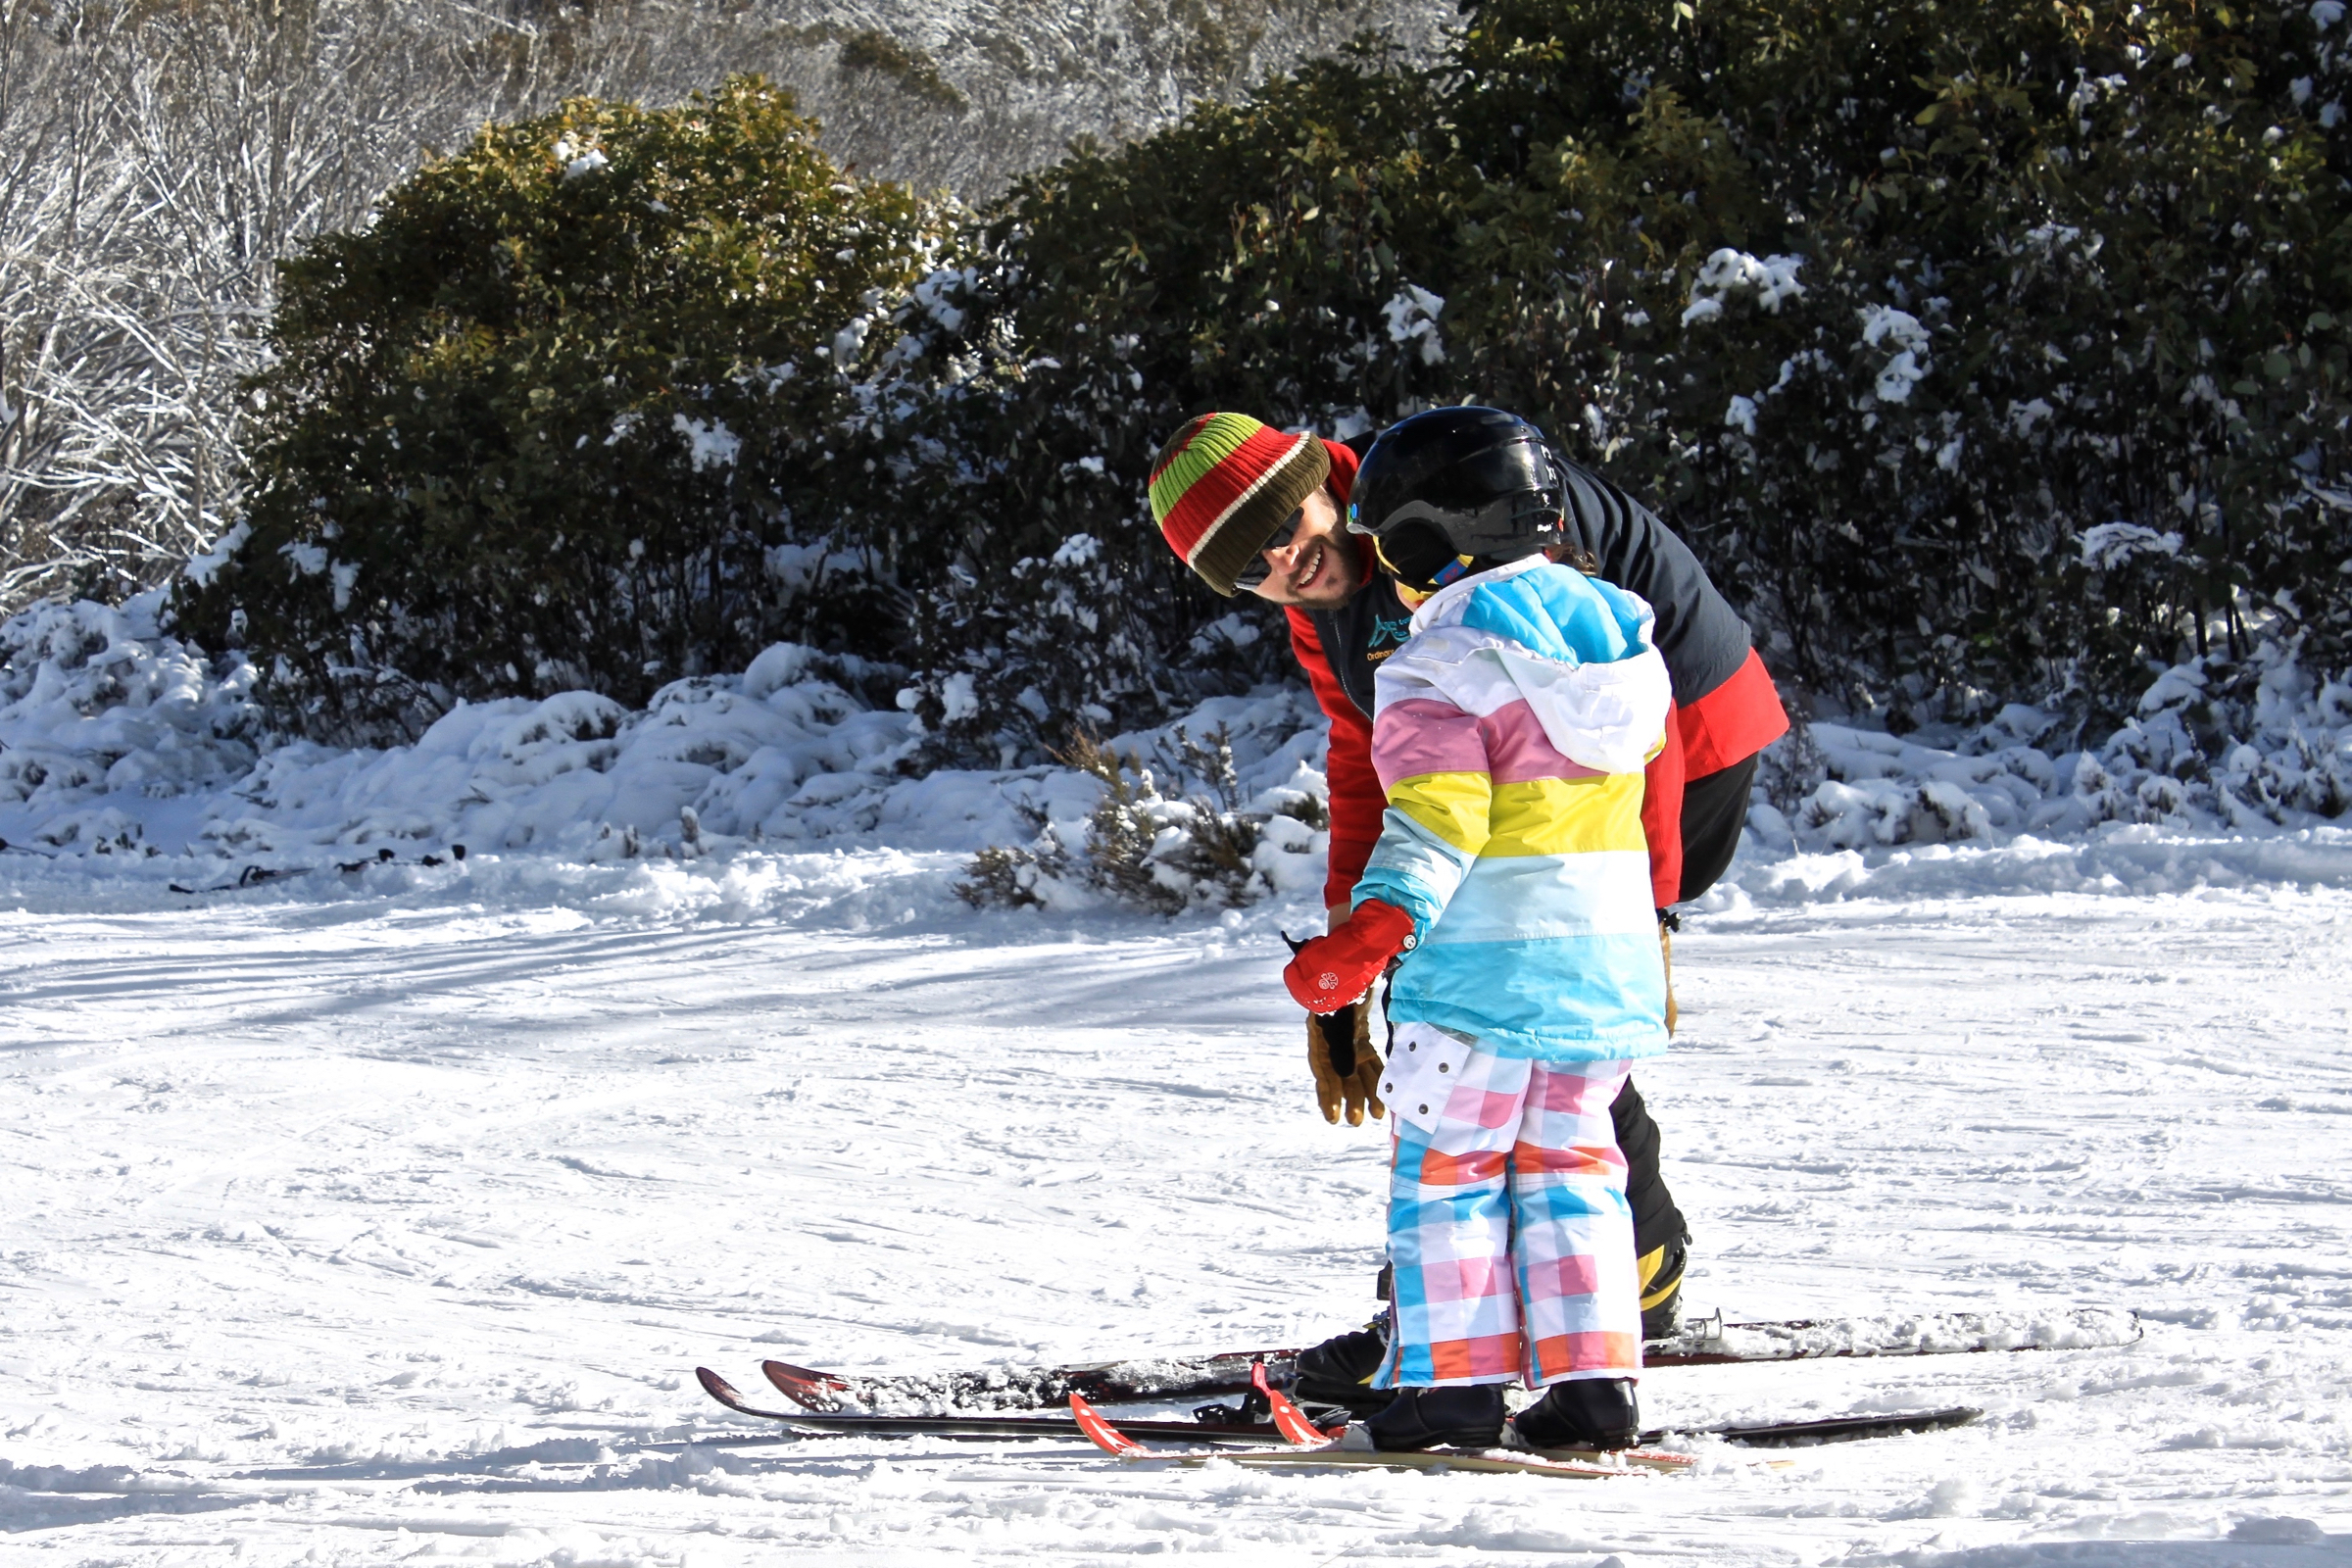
top-left (1232, 507), bottom-right (1306, 591)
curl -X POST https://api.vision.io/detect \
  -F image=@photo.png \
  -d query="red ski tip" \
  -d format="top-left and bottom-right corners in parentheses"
top-left (762, 1359), bottom-right (848, 1411)
top-left (1250, 1358), bottom-right (1337, 1446)
top-left (761, 1359), bottom-right (852, 1392)
top-left (1068, 1393), bottom-right (1149, 1457)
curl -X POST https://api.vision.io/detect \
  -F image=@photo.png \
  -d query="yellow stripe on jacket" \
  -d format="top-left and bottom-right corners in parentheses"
top-left (1386, 770), bottom-right (1645, 859)
top-left (1484, 773), bottom-right (1647, 857)
top-left (1388, 770), bottom-right (1492, 858)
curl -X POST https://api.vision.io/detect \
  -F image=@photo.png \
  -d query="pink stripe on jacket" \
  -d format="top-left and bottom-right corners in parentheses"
top-left (1371, 696), bottom-right (1606, 790)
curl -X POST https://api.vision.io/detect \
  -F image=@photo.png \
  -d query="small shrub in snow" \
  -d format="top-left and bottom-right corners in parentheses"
top-left (959, 720), bottom-right (1329, 913)
top-left (1754, 709), bottom-right (1829, 819)
top-left (956, 824), bottom-right (1074, 909)
top-left (1066, 727), bottom-right (1265, 915)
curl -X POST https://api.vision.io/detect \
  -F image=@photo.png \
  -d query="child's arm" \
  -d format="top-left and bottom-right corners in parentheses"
top-left (1280, 692), bottom-right (1489, 1013)
top-left (1350, 697), bottom-right (1492, 941)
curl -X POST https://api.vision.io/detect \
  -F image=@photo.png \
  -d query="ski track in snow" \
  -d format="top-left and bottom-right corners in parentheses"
top-left (3, 864), bottom-right (2350, 1565)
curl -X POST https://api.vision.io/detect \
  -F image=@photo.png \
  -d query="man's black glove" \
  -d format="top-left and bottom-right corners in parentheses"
top-left (1284, 927), bottom-right (1387, 1125)
top-left (1308, 1001), bottom-right (1386, 1127)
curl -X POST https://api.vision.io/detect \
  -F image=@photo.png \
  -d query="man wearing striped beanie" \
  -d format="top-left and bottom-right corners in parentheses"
top-left (1149, 413), bottom-right (1389, 1132)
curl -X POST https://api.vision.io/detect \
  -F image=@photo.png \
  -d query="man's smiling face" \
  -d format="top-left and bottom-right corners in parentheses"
top-left (1242, 487), bottom-right (1361, 610)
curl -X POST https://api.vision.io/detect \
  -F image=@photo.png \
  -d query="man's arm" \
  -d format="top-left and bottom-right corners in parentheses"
top-left (1284, 605), bottom-right (1390, 1122)
top-left (1284, 607), bottom-right (1384, 919)
top-left (1556, 462), bottom-right (1754, 709)
top-left (1678, 648), bottom-right (1788, 778)
top-left (1555, 459), bottom-right (1788, 894)
top-left (1641, 700), bottom-right (1687, 911)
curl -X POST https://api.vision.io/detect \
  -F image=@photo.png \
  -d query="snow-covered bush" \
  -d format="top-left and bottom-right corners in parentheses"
top-left (1066, 727), bottom-right (1287, 914)
top-left (0, 592), bottom-right (260, 852)
top-left (6, 579), bottom-right (2345, 897)
top-left (958, 824), bottom-right (1076, 909)
top-left (1439, 0), bottom-right (2352, 737)
top-left (853, 54), bottom-right (1458, 764)
top-left (140, 0), bottom-right (2352, 808)
top-left (872, 0), bottom-right (2352, 771)
top-left (889, 0), bottom-right (2342, 770)
top-left (0, 593), bottom-right (940, 865)
top-left (1752, 638), bottom-right (2352, 855)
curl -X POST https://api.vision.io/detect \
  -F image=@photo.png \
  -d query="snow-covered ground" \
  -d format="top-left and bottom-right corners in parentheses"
top-left (4, 845), bottom-right (2350, 1565)
top-left (5, 598), bottom-right (2352, 1562)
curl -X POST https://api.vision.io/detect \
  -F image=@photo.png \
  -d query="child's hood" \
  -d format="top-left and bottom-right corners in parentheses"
top-left (1386, 556), bottom-right (1671, 775)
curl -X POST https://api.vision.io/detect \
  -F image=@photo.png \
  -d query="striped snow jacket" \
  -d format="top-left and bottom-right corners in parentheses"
top-left (1351, 555), bottom-right (1672, 1060)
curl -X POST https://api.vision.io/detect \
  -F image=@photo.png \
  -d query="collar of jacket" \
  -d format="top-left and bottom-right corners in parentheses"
top-left (1404, 552), bottom-right (1552, 635)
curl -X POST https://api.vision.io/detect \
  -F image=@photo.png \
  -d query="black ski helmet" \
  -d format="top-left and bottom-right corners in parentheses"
top-left (1346, 407), bottom-right (1566, 593)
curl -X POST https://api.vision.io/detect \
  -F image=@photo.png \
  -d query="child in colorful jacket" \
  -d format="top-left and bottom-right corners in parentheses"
top-left (1282, 407), bottom-right (1672, 1453)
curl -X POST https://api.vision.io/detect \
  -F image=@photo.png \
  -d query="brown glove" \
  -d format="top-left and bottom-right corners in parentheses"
top-left (1307, 1000), bottom-right (1387, 1126)
top-left (1660, 916), bottom-right (1678, 1037)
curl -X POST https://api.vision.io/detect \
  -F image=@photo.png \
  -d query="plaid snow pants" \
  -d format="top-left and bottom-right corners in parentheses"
top-left (1377, 1046), bottom-right (1642, 1390)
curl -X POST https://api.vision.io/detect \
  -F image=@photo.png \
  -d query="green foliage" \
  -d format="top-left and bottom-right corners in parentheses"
top-left (867, 50), bottom-right (1467, 756)
top-left (956, 725), bottom-right (1286, 912)
top-left (886, 0), bottom-right (2352, 756)
top-left (825, 27), bottom-right (968, 109)
top-left (177, 76), bottom-right (949, 738)
top-left (1438, 0), bottom-right (2352, 732)
top-left (191, 4), bottom-right (2352, 761)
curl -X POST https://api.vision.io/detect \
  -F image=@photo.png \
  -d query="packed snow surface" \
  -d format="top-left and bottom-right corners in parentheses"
top-left (3, 854), bottom-right (2350, 1564)
top-left (5, 599), bottom-right (2352, 1562)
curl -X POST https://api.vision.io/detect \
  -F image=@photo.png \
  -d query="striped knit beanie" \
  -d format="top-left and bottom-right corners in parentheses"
top-left (1148, 413), bottom-right (1333, 597)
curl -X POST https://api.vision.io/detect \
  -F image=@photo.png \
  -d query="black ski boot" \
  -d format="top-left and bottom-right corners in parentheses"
top-left (1342, 1385), bottom-right (1507, 1451)
top-left (1293, 1320), bottom-right (1394, 1415)
top-left (1509, 1378), bottom-right (1641, 1451)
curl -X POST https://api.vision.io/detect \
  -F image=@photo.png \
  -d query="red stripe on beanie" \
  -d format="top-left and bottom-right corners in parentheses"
top-left (1156, 423), bottom-right (1305, 564)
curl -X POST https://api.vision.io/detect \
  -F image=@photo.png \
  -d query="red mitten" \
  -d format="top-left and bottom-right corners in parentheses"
top-left (1283, 900), bottom-right (1417, 1013)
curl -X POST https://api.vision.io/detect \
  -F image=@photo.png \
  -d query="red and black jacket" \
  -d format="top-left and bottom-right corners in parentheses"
top-left (1289, 439), bottom-right (1789, 911)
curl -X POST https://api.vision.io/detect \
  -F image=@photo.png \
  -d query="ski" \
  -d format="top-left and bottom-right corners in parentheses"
top-left (760, 1350), bottom-right (1286, 1414)
top-left (758, 1306), bottom-right (2136, 1414)
top-left (1647, 1306), bottom-right (2140, 1367)
top-left (1068, 1392), bottom-right (1698, 1481)
top-left (699, 1366), bottom-right (1983, 1449)
top-left (694, 1366), bottom-right (1320, 1446)
top-left (1700, 1405), bottom-right (1982, 1446)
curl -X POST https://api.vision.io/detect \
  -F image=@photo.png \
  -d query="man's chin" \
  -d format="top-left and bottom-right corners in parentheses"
top-left (1288, 557), bottom-right (1359, 609)
top-left (1295, 580), bottom-right (1356, 610)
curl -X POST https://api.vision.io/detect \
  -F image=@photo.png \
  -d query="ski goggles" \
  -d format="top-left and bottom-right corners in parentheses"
top-left (1231, 506), bottom-right (1307, 593)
